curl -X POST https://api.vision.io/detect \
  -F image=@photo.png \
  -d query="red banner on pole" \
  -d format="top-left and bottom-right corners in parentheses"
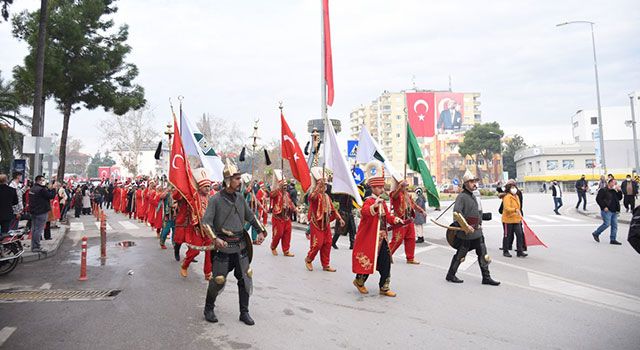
top-left (406, 92), bottom-right (435, 137)
top-left (323, 0), bottom-right (334, 106)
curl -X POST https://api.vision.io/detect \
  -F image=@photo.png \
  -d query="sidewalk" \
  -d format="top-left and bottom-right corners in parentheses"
top-left (21, 220), bottom-right (70, 263)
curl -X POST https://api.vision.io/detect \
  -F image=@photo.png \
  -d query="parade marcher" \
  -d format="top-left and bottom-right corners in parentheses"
top-left (388, 173), bottom-right (426, 264)
top-left (269, 170), bottom-right (296, 257)
top-left (201, 159), bottom-right (267, 325)
top-left (241, 176), bottom-right (262, 244)
top-left (288, 180), bottom-right (298, 222)
top-left (575, 175), bottom-right (588, 211)
top-left (414, 188), bottom-right (427, 244)
top-left (592, 178), bottom-right (623, 245)
top-left (126, 184), bottom-right (135, 219)
top-left (112, 182), bottom-right (121, 213)
top-left (257, 181), bottom-right (269, 227)
top-left (501, 182), bottom-right (526, 257)
top-left (144, 181), bottom-right (155, 225)
top-left (332, 193), bottom-right (357, 249)
top-left (445, 170), bottom-right (500, 286)
top-left (106, 182), bottom-right (114, 209)
top-left (179, 168), bottom-right (213, 277)
top-left (352, 162), bottom-right (403, 297)
top-left (159, 185), bottom-right (176, 250)
top-left (621, 174), bottom-right (638, 212)
top-left (305, 167), bottom-right (344, 272)
top-left (149, 184), bottom-right (163, 235)
top-left (135, 183), bottom-right (145, 222)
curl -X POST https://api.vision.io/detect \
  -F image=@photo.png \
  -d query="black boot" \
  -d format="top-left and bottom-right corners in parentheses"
top-left (445, 255), bottom-right (464, 283)
top-left (332, 233), bottom-right (339, 249)
top-left (174, 243), bottom-right (181, 261)
top-left (238, 284), bottom-right (254, 325)
top-left (480, 264), bottom-right (500, 286)
top-left (416, 236), bottom-right (425, 244)
top-left (204, 308), bottom-right (218, 323)
top-left (239, 312), bottom-right (255, 326)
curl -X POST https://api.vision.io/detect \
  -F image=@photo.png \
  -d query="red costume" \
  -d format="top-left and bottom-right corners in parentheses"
top-left (147, 190), bottom-right (161, 230)
top-left (112, 186), bottom-right (121, 213)
top-left (135, 188), bottom-right (145, 221)
top-left (180, 191), bottom-right (212, 277)
top-left (270, 188), bottom-right (295, 254)
top-left (305, 189), bottom-right (339, 269)
top-left (257, 187), bottom-right (268, 226)
top-left (388, 188), bottom-right (421, 262)
top-left (352, 197), bottom-right (398, 275)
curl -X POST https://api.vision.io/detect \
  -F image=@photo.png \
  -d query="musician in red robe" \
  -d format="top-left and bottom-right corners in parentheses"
top-left (269, 170), bottom-right (295, 257)
top-left (135, 184), bottom-right (145, 222)
top-left (112, 182), bottom-right (121, 213)
top-left (352, 162), bottom-right (403, 297)
top-left (388, 174), bottom-right (426, 264)
top-left (257, 182), bottom-right (268, 226)
top-left (179, 168), bottom-right (213, 280)
top-left (305, 167), bottom-right (344, 272)
top-left (147, 184), bottom-right (161, 235)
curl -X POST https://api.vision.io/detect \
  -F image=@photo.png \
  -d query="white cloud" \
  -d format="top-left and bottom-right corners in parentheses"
top-left (0, 0), bottom-right (638, 156)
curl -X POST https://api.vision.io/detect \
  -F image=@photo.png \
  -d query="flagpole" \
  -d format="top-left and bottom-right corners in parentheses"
top-left (403, 91), bottom-right (409, 179)
top-left (321, 0), bottom-right (327, 179)
top-left (279, 102), bottom-right (284, 173)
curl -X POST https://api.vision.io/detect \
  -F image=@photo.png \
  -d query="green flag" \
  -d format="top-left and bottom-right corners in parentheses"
top-left (407, 125), bottom-right (440, 208)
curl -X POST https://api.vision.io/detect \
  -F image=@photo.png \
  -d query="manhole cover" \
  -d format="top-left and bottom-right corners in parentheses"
top-left (116, 241), bottom-right (136, 247)
top-left (0, 289), bottom-right (121, 303)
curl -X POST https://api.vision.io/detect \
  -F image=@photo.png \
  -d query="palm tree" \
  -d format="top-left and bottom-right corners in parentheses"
top-left (0, 72), bottom-right (25, 173)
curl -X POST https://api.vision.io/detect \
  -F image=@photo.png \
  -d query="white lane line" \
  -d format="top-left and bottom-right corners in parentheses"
top-left (526, 215), bottom-right (560, 223)
top-left (39, 283), bottom-right (51, 290)
top-left (551, 215), bottom-right (583, 222)
top-left (69, 222), bottom-right (84, 231)
top-left (414, 245), bottom-right (441, 255)
top-left (118, 221), bottom-right (139, 230)
top-left (0, 327), bottom-right (17, 347)
top-left (93, 222), bottom-right (113, 231)
top-left (528, 272), bottom-right (640, 316)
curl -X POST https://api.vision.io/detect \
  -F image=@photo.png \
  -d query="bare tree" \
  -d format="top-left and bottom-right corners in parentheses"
top-left (98, 106), bottom-right (159, 176)
top-left (196, 113), bottom-right (246, 158)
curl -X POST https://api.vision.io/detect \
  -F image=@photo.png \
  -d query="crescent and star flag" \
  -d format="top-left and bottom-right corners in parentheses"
top-left (97, 166), bottom-right (111, 180)
top-left (355, 125), bottom-right (397, 175)
top-left (324, 118), bottom-right (363, 206)
top-left (281, 112), bottom-right (312, 192)
top-left (180, 112), bottom-right (224, 182)
top-left (406, 92), bottom-right (435, 137)
top-left (323, 0), bottom-right (334, 106)
top-left (522, 219), bottom-right (548, 247)
top-left (407, 124), bottom-right (440, 208)
top-left (169, 112), bottom-right (201, 224)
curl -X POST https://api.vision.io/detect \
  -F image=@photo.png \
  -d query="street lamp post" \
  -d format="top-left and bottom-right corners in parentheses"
top-left (628, 92), bottom-right (639, 173)
top-left (556, 21), bottom-right (606, 174)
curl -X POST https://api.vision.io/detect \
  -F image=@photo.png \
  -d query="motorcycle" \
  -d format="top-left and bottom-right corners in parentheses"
top-left (0, 226), bottom-right (27, 276)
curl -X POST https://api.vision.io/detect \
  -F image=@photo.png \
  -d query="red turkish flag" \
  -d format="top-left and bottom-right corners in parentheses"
top-left (169, 112), bottom-right (200, 223)
top-left (281, 112), bottom-right (311, 192)
top-left (406, 92), bottom-right (435, 137)
top-left (522, 219), bottom-right (548, 247)
top-left (323, 0), bottom-right (334, 106)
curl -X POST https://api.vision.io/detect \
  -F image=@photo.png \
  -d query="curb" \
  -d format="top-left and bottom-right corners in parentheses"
top-left (21, 226), bottom-right (70, 263)
top-left (574, 208), bottom-right (632, 224)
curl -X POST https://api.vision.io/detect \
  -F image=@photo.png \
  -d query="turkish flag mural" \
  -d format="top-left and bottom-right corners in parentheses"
top-left (281, 112), bottom-right (311, 192)
top-left (98, 167), bottom-right (111, 180)
top-left (406, 92), bottom-right (435, 137)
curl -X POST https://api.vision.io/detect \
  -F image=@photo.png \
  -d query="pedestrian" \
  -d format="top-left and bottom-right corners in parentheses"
top-left (105, 183), bottom-right (114, 209)
top-left (305, 167), bottom-right (345, 272)
top-left (8, 171), bottom-right (24, 230)
top-left (501, 182), bottom-right (526, 258)
top-left (628, 206), bottom-right (640, 254)
top-left (551, 180), bottom-right (563, 215)
top-left (288, 181), bottom-right (298, 222)
top-left (592, 178), bottom-right (623, 245)
top-left (73, 188), bottom-right (83, 218)
top-left (498, 179), bottom-right (525, 252)
top-left (352, 163), bottom-right (403, 297)
top-left (575, 175), bottom-right (588, 211)
top-left (621, 174), bottom-right (638, 212)
top-left (201, 159), bottom-right (267, 325)
top-left (445, 170), bottom-right (500, 285)
top-left (597, 175), bottom-right (607, 190)
top-left (82, 185), bottom-right (91, 215)
top-left (29, 175), bottom-right (58, 252)
top-left (414, 188), bottom-right (427, 244)
top-left (0, 174), bottom-right (19, 234)
top-left (542, 182), bottom-right (547, 194)
top-left (57, 183), bottom-right (68, 221)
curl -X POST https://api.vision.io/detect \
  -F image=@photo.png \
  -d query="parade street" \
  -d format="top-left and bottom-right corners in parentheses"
top-left (0, 192), bottom-right (637, 350)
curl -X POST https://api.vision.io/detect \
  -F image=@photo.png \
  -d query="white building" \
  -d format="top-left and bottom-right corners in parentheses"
top-left (571, 106), bottom-right (634, 142)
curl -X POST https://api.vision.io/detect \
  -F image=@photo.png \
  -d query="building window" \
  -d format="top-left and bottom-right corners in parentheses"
top-left (536, 161), bottom-right (541, 172)
top-left (573, 121), bottom-right (579, 128)
top-left (590, 117), bottom-right (597, 125)
top-left (562, 160), bottom-right (575, 169)
top-left (585, 159), bottom-right (596, 168)
top-left (396, 133), bottom-right (400, 138)
top-left (478, 159), bottom-right (485, 166)
top-left (467, 159), bottom-right (474, 165)
top-left (547, 160), bottom-right (558, 170)
top-left (396, 115), bottom-right (401, 120)
top-left (528, 162), bottom-right (532, 173)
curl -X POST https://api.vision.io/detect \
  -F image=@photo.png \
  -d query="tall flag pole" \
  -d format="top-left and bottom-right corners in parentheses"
top-left (281, 106), bottom-right (312, 192)
top-left (321, 0), bottom-right (333, 177)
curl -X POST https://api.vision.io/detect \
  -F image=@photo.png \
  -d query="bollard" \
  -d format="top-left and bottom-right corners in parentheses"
top-left (100, 212), bottom-right (107, 260)
top-left (79, 236), bottom-right (88, 281)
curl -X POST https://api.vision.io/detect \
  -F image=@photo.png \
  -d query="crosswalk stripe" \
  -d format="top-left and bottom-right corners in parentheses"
top-left (118, 221), bottom-right (139, 230)
top-left (0, 327), bottom-right (17, 347)
top-left (69, 222), bottom-right (84, 231)
top-left (551, 215), bottom-right (583, 222)
top-left (526, 215), bottom-right (560, 223)
top-left (93, 222), bottom-right (113, 230)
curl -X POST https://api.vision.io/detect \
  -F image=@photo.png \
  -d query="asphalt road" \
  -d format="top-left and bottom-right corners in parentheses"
top-left (1, 192), bottom-right (638, 350)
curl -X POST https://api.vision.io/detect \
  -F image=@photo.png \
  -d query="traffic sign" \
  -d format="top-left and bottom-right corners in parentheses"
top-left (452, 178), bottom-right (460, 186)
top-left (347, 140), bottom-right (359, 159)
top-left (352, 167), bottom-right (365, 185)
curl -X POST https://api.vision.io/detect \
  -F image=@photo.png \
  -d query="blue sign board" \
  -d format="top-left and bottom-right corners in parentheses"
top-left (347, 140), bottom-right (359, 159)
top-left (352, 167), bottom-right (365, 185)
top-left (12, 159), bottom-right (26, 174)
top-left (452, 178), bottom-right (460, 186)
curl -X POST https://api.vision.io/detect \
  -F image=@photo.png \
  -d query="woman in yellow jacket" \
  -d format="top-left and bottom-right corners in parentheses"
top-left (502, 183), bottom-right (527, 258)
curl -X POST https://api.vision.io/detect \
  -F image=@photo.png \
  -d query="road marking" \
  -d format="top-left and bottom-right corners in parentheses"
top-left (459, 255), bottom-right (477, 271)
top-left (526, 215), bottom-right (560, 223)
top-left (69, 222), bottom-right (84, 231)
top-left (39, 283), bottom-right (51, 290)
top-left (0, 327), bottom-right (17, 347)
top-left (93, 222), bottom-right (113, 231)
top-left (118, 221), bottom-right (139, 230)
top-left (551, 215), bottom-right (583, 222)
top-left (414, 245), bottom-right (440, 255)
top-left (528, 272), bottom-right (640, 316)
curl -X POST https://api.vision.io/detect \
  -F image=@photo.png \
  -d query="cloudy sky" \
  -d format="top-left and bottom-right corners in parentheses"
top-left (1, 0), bottom-right (639, 155)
